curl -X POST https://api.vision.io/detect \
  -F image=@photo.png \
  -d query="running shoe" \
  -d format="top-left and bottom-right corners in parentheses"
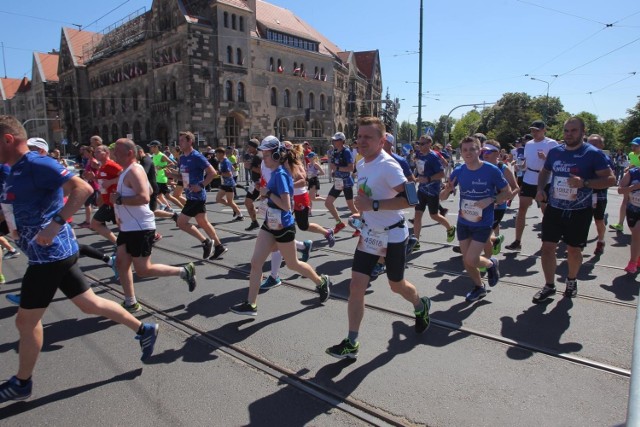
top-left (505, 240), bottom-right (521, 251)
top-left (136, 323), bottom-right (159, 361)
top-left (594, 241), bottom-right (605, 255)
top-left (406, 236), bottom-right (418, 256)
top-left (202, 238), bottom-right (214, 259)
top-left (121, 301), bottom-right (141, 313)
top-left (325, 229), bottom-right (336, 248)
top-left (77, 221), bottom-right (91, 229)
top-left (465, 286), bottom-right (487, 302)
top-left (0, 376), bottom-right (32, 403)
top-left (326, 338), bottom-right (359, 359)
top-left (412, 241), bottom-right (421, 252)
top-left (210, 244), bottom-right (228, 260)
top-left (532, 285), bottom-right (556, 303)
top-left (446, 226), bottom-right (456, 243)
top-left (414, 296), bottom-right (431, 333)
top-left (6, 294), bottom-right (20, 305)
top-left (371, 263), bottom-right (386, 277)
top-left (183, 262), bottom-right (197, 292)
top-left (352, 229), bottom-right (361, 238)
top-left (299, 240), bottom-right (313, 262)
top-left (245, 221), bottom-right (260, 231)
top-left (110, 255), bottom-right (119, 280)
top-left (333, 222), bottom-right (346, 234)
top-left (564, 280), bottom-right (578, 298)
top-left (234, 214), bottom-right (244, 221)
top-left (609, 223), bottom-right (623, 232)
top-left (492, 234), bottom-right (505, 256)
top-left (3, 250), bottom-right (20, 260)
top-left (0, 274), bottom-right (4, 284)
top-left (153, 233), bottom-right (163, 243)
top-left (230, 301), bottom-right (257, 316)
top-left (317, 274), bottom-right (331, 303)
top-left (487, 257), bottom-right (500, 287)
top-left (452, 246), bottom-right (461, 254)
top-left (604, 213), bottom-right (609, 226)
top-left (260, 275), bottom-right (282, 290)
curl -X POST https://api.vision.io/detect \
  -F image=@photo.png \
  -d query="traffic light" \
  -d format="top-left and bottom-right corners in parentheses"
top-left (305, 108), bottom-right (310, 121)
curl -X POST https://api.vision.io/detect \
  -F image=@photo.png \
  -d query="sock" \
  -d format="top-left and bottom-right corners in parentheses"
top-left (567, 277), bottom-right (576, 282)
top-left (15, 376), bottom-right (31, 387)
top-left (414, 298), bottom-right (425, 313)
top-left (271, 251), bottom-right (282, 278)
top-left (180, 267), bottom-right (188, 279)
top-left (295, 240), bottom-right (304, 251)
top-left (347, 331), bottom-right (358, 344)
top-left (125, 296), bottom-right (137, 306)
top-left (546, 283), bottom-right (555, 289)
top-left (336, 219), bottom-right (342, 225)
top-left (136, 323), bottom-right (145, 335)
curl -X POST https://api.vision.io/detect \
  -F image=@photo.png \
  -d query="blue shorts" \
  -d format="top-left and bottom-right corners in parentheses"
top-left (456, 222), bottom-right (493, 243)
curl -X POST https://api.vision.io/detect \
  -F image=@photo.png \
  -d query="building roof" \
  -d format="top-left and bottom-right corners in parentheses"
top-left (216, 0), bottom-right (252, 12)
top-left (35, 52), bottom-right (60, 83)
top-left (63, 27), bottom-right (102, 67)
top-left (0, 77), bottom-right (24, 101)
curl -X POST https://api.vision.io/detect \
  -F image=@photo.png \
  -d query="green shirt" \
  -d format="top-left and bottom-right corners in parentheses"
top-left (629, 151), bottom-right (640, 167)
top-left (152, 152), bottom-right (169, 183)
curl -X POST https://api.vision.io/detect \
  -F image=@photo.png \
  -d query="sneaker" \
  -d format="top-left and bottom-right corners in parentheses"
top-left (609, 223), bottom-right (623, 232)
top-left (408, 218), bottom-right (415, 224)
top-left (183, 262), bottom-right (197, 292)
top-left (492, 234), bottom-right (505, 256)
top-left (0, 376), bottom-right (32, 403)
top-left (110, 255), bottom-right (119, 281)
top-left (440, 207), bottom-right (449, 217)
top-left (172, 212), bottom-right (179, 225)
top-left (77, 221), bottom-right (91, 229)
top-left (234, 214), bottom-right (244, 221)
top-left (594, 241), bottom-right (605, 255)
top-left (352, 229), bottom-right (361, 238)
top-left (406, 236), bottom-right (418, 256)
top-left (564, 280), bottom-right (578, 298)
top-left (371, 263), bottom-right (386, 277)
top-left (3, 250), bottom-right (20, 260)
top-left (202, 238), bottom-right (214, 259)
top-left (230, 301), bottom-right (257, 316)
top-left (121, 301), bottom-right (141, 313)
top-left (465, 286), bottom-right (487, 302)
top-left (0, 274), bottom-right (5, 284)
top-left (317, 274), bottom-right (331, 303)
top-left (532, 285), bottom-right (556, 303)
top-left (325, 229), bottom-right (336, 248)
top-left (446, 226), bottom-right (456, 243)
top-left (487, 257), bottom-right (500, 287)
top-left (163, 205), bottom-right (173, 213)
top-left (326, 338), bottom-right (359, 359)
top-left (209, 244), bottom-right (228, 260)
top-left (414, 296), bottom-right (431, 333)
top-left (299, 240), bottom-right (313, 262)
top-left (412, 241), bottom-right (421, 252)
top-left (6, 294), bottom-right (20, 305)
top-left (452, 246), bottom-right (461, 254)
top-left (625, 261), bottom-right (637, 274)
top-left (604, 212), bottom-right (609, 226)
top-left (260, 275), bottom-right (282, 290)
top-left (333, 222), bottom-right (346, 234)
top-left (245, 221), bottom-right (260, 231)
top-left (136, 323), bottom-right (159, 361)
top-left (505, 240), bottom-right (521, 251)
top-left (153, 233), bottom-right (163, 243)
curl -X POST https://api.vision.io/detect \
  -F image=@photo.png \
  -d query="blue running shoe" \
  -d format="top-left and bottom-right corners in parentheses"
top-left (487, 257), bottom-right (500, 287)
top-left (325, 229), bottom-right (336, 248)
top-left (0, 376), bottom-right (32, 403)
top-left (260, 275), bottom-right (282, 290)
top-left (299, 240), bottom-right (313, 262)
top-left (371, 263), bottom-right (386, 277)
top-left (465, 286), bottom-right (487, 302)
top-left (136, 323), bottom-right (159, 361)
top-left (6, 294), bottom-right (20, 305)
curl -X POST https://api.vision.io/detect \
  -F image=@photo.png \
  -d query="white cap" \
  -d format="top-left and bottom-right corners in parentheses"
top-left (27, 137), bottom-right (49, 153)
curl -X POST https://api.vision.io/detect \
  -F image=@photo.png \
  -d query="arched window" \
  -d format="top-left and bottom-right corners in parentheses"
top-left (231, 14), bottom-right (236, 30)
top-left (133, 121), bottom-right (141, 142)
top-left (314, 66), bottom-right (319, 78)
top-left (270, 87), bottom-right (278, 106)
top-left (308, 93), bottom-right (315, 110)
top-left (102, 124), bottom-right (109, 140)
top-left (225, 81), bottom-right (233, 101)
top-left (311, 120), bottom-right (322, 138)
top-left (225, 116), bottom-right (240, 146)
top-left (239, 16), bottom-right (244, 32)
top-left (101, 99), bottom-right (106, 117)
top-left (293, 119), bottom-right (305, 138)
top-left (293, 62), bottom-right (298, 74)
top-left (121, 94), bottom-right (127, 113)
top-left (223, 12), bottom-right (228, 27)
top-left (110, 98), bottom-right (116, 115)
top-left (132, 90), bottom-right (139, 111)
top-left (236, 48), bottom-right (243, 65)
top-left (237, 82), bottom-right (245, 102)
top-left (162, 84), bottom-right (167, 101)
top-left (111, 123), bottom-right (119, 141)
top-left (277, 59), bottom-right (282, 70)
top-left (227, 46), bottom-right (233, 63)
top-left (122, 122), bottom-right (129, 137)
top-left (171, 81), bottom-right (177, 100)
top-left (284, 89), bottom-right (290, 108)
top-left (276, 119), bottom-right (289, 139)
top-left (145, 120), bottom-right (151, 140)
top-left (320, 94), bottom-right (326, 111)
top-left (269, 57), bottom-right (274, 71)
top-left (296, 91), bottom-right (303, 109)
top-left (321, 68), bottom-right (325, 80)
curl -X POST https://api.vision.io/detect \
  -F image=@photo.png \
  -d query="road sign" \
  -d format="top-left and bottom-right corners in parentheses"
top-left (424, 126), bottom-right (435, 137)
top-left (61, 138), bottom-right (68, 145)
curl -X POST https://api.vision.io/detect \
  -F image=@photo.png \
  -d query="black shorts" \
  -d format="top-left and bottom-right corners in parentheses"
top-left (353, 238), bottom-right (407, 282)
top-left (246, 188), bottom-right (260, 201)
top-left (84, 190), bottom-right (98, 207)
top-left (149, 192), bottom-right (158, 212)
top-left (157, 182), bottom-right (171, 195)
top-left (0, 220), bottom-right (8, 235)
top-left (260, 223), bottom-right (296, 243)
top-left (220, 185), bottom-right (234, 193)
top-left (541, 206), bottom-right (592, 248)
top-left (20, 253), bottom-right (90, 309)
top-left (492, 208), bottom-right (506, 229)
top-left (520, 182), bottom-right (550, 199)
top-left (627, 209), bottom-right (640, 228)
top-left (294, 207), bottom-right (310, 231)
top-left (328, 185), bottom-right (354, 200)
top-left (307, 177), bottom-right (320, 191)
top-left (93, 204), bottom-right (116, 224)
top-left (415, 192), bottom-right (440, 215)
top-left (181, 199), bottom-right (207, 217)
top-left (117, 230), bottom-right (155, 257)
top-left (593, 197), bottom-right (607, 221)
top-left (176, 180), bottom-right (184, 187)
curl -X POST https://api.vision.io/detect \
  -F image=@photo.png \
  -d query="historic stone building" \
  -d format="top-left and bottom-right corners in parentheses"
top-left (57, 0), bottom-right (382, 152)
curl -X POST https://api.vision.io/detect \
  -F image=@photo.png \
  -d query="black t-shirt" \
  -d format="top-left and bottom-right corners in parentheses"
top-left (140, 155), bottom-right (159, 194)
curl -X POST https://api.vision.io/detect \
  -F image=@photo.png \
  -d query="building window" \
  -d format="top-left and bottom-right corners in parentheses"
top-left (311, 120), bottom-right (322, 138)
top-left (133, 121), bottom-right (141, 142)
top-left (236, 48), bottom-right (243, 65)
top-left (122, 122), bottom-right (129, 137)
top-left (296, 91), bottom-right (303, 109)
top-left (321, 68), bottom-right (325, 80)
top-left (308, 93), bottom-right (315, 110)
top-left (277, 59), bottom-right (282, 71)
top-left (162, 84), bottom-right (167, 101)
top-left (223, 12), bottom-right (228, 28)
top-left (293, 119), bottom-right (305, 138)
top-left (237, 82), bottom-right (245, 102)
top-left (227, 46), bottom-right (233, 63)
top-left (111, 123), bottom-right (119, 141)
top-left (320, 94), bottom-right (325, 111)
top-left (110, 98), bottom-right (116, 115)
top-left (284, 89), bottom-right (290, 108)
top-left (145, 119), bottom-right (151, 140)
top-left (271, 88), bottom-right (278, 106)
top-left (225, 81), bottom-right (233, 101)
top-left (132, 90), bottom-right (139, 111)
top-left (171, 81), bottom-right (177, 100)
top-left (225, 116), bottom-right (240, 146)
top-left (121, 94), bottom-right (127, 113)
top-left (231, 14), bottom-right (236, 30)
top-left (269, 57), bottom-right (274, 71)
top-left (239, 16), bottom-right (244, 32)
top-left (276, 119), bottom-right (288, 139)
top-left (102, 124), bottom-right (109, 140)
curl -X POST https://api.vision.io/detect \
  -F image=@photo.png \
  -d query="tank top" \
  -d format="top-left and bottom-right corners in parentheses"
top-left (152, 152), bottom-right (169, 183)
top-left (115, 163), bottom-right (155, 232)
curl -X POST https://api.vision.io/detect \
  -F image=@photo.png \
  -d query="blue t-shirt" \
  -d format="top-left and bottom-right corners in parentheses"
top-left (179, 150), bottom-right (210, 201)
top-left (331, 148), bottom-right (354, 187)
top-left (391, 152), bottom-right (413, 178)
top-left (626, 168), bottom-right (640, 214)
top-left (267, 166), bottom-right (295, 228)
top-left (218, 158), bottom-right (236, 187)
top-left (415, 151), bottom-right (443, 196)
top-left (2, 152), bottom-right (77, 264)
top-left (450, 162), bottom-right (508, 228)
top-left (544, 143), bottom-right (610, 210)
top-left (593, 150), bottom-right (614, 201)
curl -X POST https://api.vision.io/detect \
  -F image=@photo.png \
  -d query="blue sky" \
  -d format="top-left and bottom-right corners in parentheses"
top-left (1, 0), bottom-right (638, 126)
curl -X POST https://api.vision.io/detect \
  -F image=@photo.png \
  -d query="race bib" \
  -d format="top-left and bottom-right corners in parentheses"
top-left (554, 177), bottom-right (577, 201)
top-left (266, 207), bottom-right (283, 230)
top-left (98, 179), bottom-right (107, 194)
top-left (257, 199), bottom-right (268, 220)
top-left (630, 191), bottom-right (640, 208)
top-left (357, 225), bottom-right (389, 257)
top-left (460, 199), bottom-right (482, 223)
top-left (334, 178), bottom-right (344, 191)
top-left (416, 160), bottom-right (425, 176)
top-left (248, 181), bottom-right (256, 193)
top-left (181, 172), bottom-right (190, 186)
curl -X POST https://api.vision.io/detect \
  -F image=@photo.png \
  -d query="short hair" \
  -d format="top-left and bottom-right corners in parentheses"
top-left (460, 136), bottom-right (481, 149)
top-left (0, 115), bottom-right (27, 141)
top-left (214, 147), bottom-right (226, 154)
top-left (587, 134), bottom-right (604, 145)
top-left (90, 135), bottom-right (103, 145)
top-left (357, 116), bottom-right (386, 138)
top-left (179, 131), bottom-right (195, 143)
top-left (565, 116), bottom-right (586, 132)
top-left (420, 135), bottom-right (433, 144)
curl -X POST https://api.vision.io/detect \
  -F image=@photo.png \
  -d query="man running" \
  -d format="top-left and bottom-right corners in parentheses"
top-left (324, 132), bottom-right (359, 234)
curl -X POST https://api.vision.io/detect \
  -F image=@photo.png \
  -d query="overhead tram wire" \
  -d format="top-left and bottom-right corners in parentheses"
top-left (516, 0), bottom-right (609, 26)
top-left (588, 72), bottom-right (637, 94)
top-left (557, 35), bottom-right (640, 77)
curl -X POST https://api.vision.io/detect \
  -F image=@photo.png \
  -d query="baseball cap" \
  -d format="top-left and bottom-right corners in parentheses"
top-left (530, 120), bottom-right (546, 130)
top-left (248, 138), bottom-right (259, 148)
top-left (148, 140), bottom-right (161, 147)
top-left (384, 133), bottom-right (395, 144)
top-left (331, 132), bottom-right (346, 141)
top-left (27, 137), bottom-right (49, 152)
top-left (481, 144), bottom-right (500, 152)
top-left (306, 152), bottom-right (317, 158)
top-left (258, 135), bottom-right (281, 151)
top-left (630, 137), bottom-right (640, 146)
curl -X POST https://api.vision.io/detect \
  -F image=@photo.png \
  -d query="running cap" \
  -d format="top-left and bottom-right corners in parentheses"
top-left (258, 135), bottom-right (281, 151)
top-left (530, 120), bottom-right (546, 130)
top-left (631, 137), bottom-right (640, 146)
top-left (27, 137), bottom-right (49, 152)
top-left (384, 133), bottom-right (395, 144)
top-left (148, 140), bottom-right (162, 147)
top-left (331, 132), bottom-right (346, 141)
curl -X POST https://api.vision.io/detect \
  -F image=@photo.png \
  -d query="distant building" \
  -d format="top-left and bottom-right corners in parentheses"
top-left (56, 0), bottom-right (382, 152)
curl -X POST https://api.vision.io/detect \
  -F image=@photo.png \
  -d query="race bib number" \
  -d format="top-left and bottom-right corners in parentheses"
top-left (630, 191), bottom-right (640, 208)
top-left (334, 178), bottom-right (344, 191)
top-left (98, 179), bottom-right (107, 194)
top-left (554, 177), bottom-right (577, 201)
top-left (248, 181), bottom-right (256, 193)
top-left (357, 226), bottom-right (389, 257)
top-left (257, 199), bottom-right (268, 220)
top-left (181, 172), bottom-right (190, 186)
top-left (416, 160), bottom-right (425, 176)
top-left (266, 207), bottom-right (283, 230)
top-left (460, 199), bottom-right (482, 223)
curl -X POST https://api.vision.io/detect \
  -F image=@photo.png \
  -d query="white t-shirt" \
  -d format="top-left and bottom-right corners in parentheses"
top-left (356, 150), bottom-right (409, 243)
top-left (523, 137), bottom-right (558, 185)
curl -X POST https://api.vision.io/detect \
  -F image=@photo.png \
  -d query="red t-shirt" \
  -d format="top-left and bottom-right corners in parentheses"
top-left (97, 159), bottom-right (122, 205)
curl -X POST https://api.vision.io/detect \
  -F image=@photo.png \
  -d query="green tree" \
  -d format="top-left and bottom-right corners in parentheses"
top-left (482, 92), bottom-right (534, 146)
top-left (620, 101), bottom-right (640, 144)
top-left (434, 114), bottom-right (455, 145)
top-left (530, 96), bottom-right (563, 127)
top-left (451, 110), bottom-right (482, 147)
top-left (397, 120), bottom-right (417, 142)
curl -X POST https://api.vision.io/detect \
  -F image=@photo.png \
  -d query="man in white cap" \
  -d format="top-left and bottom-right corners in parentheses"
top-left (325, 132), bottom-right (359, 234)
top-left (26, 137), bottom-right (49, 155)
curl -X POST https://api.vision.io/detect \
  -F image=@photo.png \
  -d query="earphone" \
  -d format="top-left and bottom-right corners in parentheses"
top-left (271, 143), bottom-right (287, 161)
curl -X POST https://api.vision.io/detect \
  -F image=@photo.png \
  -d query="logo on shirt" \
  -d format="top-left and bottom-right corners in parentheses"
top-left (552, 161), bottom-right (578, 174)
top-left (472, 179), bottom-right (487, 186)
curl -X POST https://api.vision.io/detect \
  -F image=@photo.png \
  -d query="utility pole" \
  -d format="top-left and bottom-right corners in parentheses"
top-left (417, 0), bottom-right (424, 138)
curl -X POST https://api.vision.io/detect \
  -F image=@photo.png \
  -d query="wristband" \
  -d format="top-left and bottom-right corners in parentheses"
top-left (52, 212), bottom-right (66, 225)
top-left (372, 200), bottom-right (380, 211)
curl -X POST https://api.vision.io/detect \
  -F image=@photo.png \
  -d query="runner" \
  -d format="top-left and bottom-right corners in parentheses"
top-left (619, 164), bottom-right (640, 273)
top-left (325, 132), bottom-right (359, 234)
top-left (214, 147), bottom-right (243, 220)
top-left (89, 145), bottom-right (122, 245)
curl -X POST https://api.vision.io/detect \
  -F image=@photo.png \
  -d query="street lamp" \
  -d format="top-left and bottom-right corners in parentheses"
top-left (530, 77), bottom-right (550, 122)
top-left (22, 116), bottom-right (60, 127)
top-left (417, 0), bottom-right (424, 138)
top-left (443, 102), bottom-right (496, 144)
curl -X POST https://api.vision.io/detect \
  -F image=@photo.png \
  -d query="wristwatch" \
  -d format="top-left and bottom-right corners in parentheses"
top-left (265, 190), bottom-right (272, 198)
top-left (52, 212), bottom-right (66, 225)
top-left (583, 180), bottom-right (590, 188)
top-left (372, 200), bottom-right (380, 211)
top-left (115, 193), bottom-right (123, 205)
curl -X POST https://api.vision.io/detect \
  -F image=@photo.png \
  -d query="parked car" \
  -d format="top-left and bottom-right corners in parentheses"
top-left (320, 155), bottom-right (328, 164)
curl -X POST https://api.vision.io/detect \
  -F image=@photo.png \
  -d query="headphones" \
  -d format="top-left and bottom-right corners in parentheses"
top-left (271, 143), bottom-right (287, 162)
